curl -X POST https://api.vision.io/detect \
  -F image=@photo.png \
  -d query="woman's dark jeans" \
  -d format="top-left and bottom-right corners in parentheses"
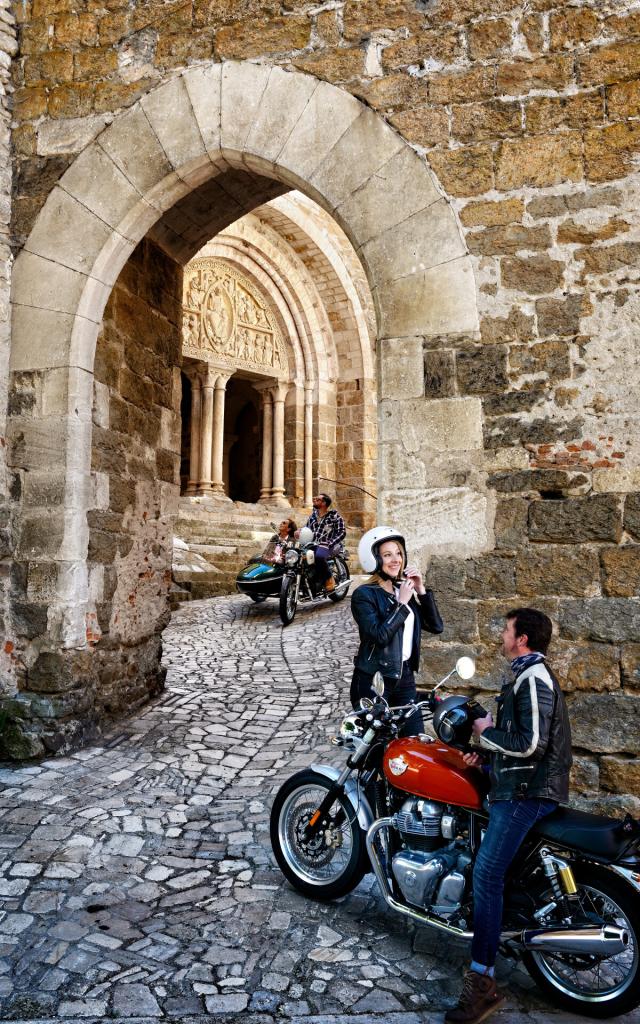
top-left (471, 797), bottom-right (557, 968)
top-left (350, 662), bottom-right (424, 737)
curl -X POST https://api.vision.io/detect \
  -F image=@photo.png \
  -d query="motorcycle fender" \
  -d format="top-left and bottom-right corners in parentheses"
top-left (608, 863), bottom-right (640, 894)
top-left (310, 763), bottom-right (374, 835)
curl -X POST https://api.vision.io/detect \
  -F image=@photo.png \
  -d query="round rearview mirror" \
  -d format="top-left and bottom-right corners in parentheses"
top-left (359, 697), bottom-right (374, 710)
top-left (372, 671), bottom-right (385, 697)
top-left (456, 656), bottom-right (476, 681)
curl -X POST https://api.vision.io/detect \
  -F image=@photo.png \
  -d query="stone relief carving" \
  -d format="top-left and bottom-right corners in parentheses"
top-left (182, 258), bottom-right (288, 376)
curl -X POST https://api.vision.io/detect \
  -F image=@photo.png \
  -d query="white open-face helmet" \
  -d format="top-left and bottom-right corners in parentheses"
top-left (358, 526), bottom-right (407, 574)
top-left (298, 526), bottom-right (314, 546)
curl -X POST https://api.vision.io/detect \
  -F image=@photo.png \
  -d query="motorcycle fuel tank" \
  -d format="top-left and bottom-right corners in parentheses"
top-left (383, 737), bottom-right (488, 810)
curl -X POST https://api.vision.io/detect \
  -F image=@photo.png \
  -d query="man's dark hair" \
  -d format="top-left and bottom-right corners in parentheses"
top-left (506, 607), bottom-right (553, 655)
top-left (319, 493), bottom-right (332, 507)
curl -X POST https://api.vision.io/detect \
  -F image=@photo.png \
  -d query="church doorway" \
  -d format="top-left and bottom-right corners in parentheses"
top-left (225, 378), bottom-right (261, 504)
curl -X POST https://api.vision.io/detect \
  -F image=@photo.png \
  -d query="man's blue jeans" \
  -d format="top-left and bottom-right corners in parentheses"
top-left (471, 797), bottom-right (557, 969)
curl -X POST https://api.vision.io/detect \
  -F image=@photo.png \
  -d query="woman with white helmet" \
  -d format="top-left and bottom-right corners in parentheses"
top-left (350, 526), bottom-right (443, 736)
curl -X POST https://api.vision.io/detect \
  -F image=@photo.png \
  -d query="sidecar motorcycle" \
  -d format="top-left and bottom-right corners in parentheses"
top-left (236, 526), bottom-right (351, 623)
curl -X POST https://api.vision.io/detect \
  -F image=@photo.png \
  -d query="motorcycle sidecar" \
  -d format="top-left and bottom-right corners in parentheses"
top-left (235, 559), bottom-right (285, 603)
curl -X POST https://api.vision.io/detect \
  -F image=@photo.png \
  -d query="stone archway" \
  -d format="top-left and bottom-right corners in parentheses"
top-left (6, 60), bottom-right (479, 753)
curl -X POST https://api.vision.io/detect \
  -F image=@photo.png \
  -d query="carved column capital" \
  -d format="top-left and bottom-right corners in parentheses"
top-left (270, 380), bottom-right (290, 405)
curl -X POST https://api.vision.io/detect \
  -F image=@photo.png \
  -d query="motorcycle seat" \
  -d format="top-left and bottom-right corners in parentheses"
top-left (531, 806), bottom-right (629, 862)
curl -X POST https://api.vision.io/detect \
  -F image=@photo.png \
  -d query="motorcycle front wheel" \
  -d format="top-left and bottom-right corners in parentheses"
top-left (279, 575), bottom-right (298, 625)
top-left (328, 556), bottom-right (350, 603)
top-left (270, 769), bottom-right (367, 900)
top-left (522, 864), bottom-right (640, 1018)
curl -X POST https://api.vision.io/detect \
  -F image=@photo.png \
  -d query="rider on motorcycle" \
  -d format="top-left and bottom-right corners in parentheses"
top-left (446, 607), bottom-right (572, 1024)
top-left (303, 493), bottom-right (346, 592)
top-left (262, 518), bottom-right (297, 565)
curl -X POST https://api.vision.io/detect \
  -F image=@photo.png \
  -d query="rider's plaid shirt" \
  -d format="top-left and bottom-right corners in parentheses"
top-left (306, 508), bottom-right (346, 548)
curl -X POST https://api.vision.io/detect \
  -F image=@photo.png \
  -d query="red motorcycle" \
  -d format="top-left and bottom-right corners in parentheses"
top-left (270, 659), bottom-right (640, 1018)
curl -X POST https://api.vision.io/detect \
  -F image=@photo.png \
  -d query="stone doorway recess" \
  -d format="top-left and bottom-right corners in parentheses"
top-left (6, 60), bottom-right (479, 753)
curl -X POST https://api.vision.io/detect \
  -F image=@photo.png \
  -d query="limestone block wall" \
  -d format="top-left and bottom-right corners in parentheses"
top-left (0, 238), bottom-right (180, 757)
top-left (336, 377), bottom-right (376, 529)
top-left (91, 238), bottom-right (182, 650)
top-left (0, 1), bottom-right (17, 696)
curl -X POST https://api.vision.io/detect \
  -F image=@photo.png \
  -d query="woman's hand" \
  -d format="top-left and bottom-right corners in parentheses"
top-left (462, 751), bottom-right (485, 768)
top-left (404, 565), bottom-right (425, 595)
top-left (397, 577), bottom-right (415, 605)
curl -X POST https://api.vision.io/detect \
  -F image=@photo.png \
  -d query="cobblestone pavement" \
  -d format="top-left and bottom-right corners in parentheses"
top-left (0, 594), bottom-right (638, 1024)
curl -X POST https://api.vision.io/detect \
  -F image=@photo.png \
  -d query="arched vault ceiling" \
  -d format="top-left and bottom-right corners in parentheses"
top-left (189, 191), bottom-right (376, 385)
top-left (250, 194), bottom-right (375, 381)
top-left (147, 166), bottom-right (289, 264)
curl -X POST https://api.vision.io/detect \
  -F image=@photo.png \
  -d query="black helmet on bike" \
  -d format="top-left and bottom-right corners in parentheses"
top-left (358, 526), bottom-right (407, 575)
top-left (433, 694), bottom-right (488, 751)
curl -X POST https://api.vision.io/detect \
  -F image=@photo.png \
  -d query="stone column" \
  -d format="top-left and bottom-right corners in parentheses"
top-left (185, 373), bottom-right (202, 495)
top-left (198, 366), bottom-right (216, 495)
top-left (304, 382), bottom-right (313, 508)
top-left (257, 386), bottom-right (274, 503)
top-left (211, 372), bottom-right (231, 497)
top-left (271, 381), bottom-right (289, 507)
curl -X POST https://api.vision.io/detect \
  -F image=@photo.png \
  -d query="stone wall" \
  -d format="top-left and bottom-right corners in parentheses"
top-left (0, 238), bottom-right (180, 757)
top-left (4, 0), bottom-right (640, 800)
top-left (0, 1), bottom-right (17, 699)
top-left (91, 237), bottom-right (182, 651)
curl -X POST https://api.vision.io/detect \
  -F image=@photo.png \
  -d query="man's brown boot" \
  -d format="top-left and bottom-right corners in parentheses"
top-left (444, 970), bottom-right (505, 1024)
top-left (325, 577), bottom-right (335, 592)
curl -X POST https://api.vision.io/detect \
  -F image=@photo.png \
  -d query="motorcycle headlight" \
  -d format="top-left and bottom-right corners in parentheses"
top-left (285, 549), bottom-right (299, 566)
top-left (340, 712), bottom-right (363, 741)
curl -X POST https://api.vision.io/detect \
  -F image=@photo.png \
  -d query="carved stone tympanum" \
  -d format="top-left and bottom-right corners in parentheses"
top-left (182, 258), bottom-right (287, 376)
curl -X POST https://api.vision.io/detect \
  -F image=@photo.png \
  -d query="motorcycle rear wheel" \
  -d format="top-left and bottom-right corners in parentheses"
top-left (279, 576), bottom-right (297, 625)
top-left (328, 556), bottom-right (350, 603)
top-left (522, 864), bottom-right (640, 1018)
top-left (270, 769), bottom-right (366, 900)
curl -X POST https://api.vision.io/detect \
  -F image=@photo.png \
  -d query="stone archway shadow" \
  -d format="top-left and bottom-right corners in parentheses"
top-left (7, 60), bottom-right (479, 743)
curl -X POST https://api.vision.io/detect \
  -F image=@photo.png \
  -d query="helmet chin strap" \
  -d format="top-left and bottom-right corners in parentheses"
top-left (379, 569), bottom-right (402, 583)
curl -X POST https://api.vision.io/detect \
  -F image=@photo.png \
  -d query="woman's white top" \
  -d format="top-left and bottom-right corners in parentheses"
top-left (394, 586), bottom-right (414, 663)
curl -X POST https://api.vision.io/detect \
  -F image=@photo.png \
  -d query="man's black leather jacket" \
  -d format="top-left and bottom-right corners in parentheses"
top-left (479, 659), bottom-right (572, 803)
top-left (351, 581), bottom-right (443, 680)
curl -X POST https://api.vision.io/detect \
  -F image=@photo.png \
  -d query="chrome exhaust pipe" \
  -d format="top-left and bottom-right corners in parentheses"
top-left (522, 926), bottom-right (629, 956)
top-left (367, 820), bottom-right (630, 957)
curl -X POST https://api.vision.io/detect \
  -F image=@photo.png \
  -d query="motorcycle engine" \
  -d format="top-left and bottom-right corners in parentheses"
top-left (395, 799), bottom-right (445, 852)
top-left (392, 799), bottom-right (471, 917)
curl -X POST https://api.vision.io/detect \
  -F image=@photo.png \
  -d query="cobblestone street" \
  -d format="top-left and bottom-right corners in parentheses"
top-left (0, 594), bottom-right (636, 1024)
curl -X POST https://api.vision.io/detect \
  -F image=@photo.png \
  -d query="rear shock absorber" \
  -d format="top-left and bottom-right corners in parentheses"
top-left (540, 848), bottom-right (580, 922)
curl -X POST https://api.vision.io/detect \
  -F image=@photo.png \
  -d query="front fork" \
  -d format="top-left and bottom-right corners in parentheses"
top-left (306, 764), bottom-right (354, 832)
top-left (305, 752), bottom-right (378, 836)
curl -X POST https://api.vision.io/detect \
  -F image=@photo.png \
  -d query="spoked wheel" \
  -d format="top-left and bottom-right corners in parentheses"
top-left (279, 575), bottom-right (298, 625)
top-left (523, 865), bottom-right (640, 1017)
top-left (270, 769), bottom-right (366, 900)
top-left (248, 594), bottom-right (267, 603)
top-left (328, 556), bottom-right (350, 603)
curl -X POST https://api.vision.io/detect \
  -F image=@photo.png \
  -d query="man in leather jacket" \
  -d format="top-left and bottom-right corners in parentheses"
top-left (445, 607), bottom-right (572, 1024)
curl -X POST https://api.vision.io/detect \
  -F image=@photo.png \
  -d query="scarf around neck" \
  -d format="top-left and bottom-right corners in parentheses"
top-left (510, 651), bottom-right (546, 676)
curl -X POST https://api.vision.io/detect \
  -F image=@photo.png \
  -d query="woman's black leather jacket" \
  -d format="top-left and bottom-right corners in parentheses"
top-left (479, 660), bottom-right (572, 803)
top-left (351, 581), bottom-right (443, 680)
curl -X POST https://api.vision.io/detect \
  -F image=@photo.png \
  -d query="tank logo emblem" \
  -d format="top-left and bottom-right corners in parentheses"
top-left (388, 756), bottom-right (408, 776)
